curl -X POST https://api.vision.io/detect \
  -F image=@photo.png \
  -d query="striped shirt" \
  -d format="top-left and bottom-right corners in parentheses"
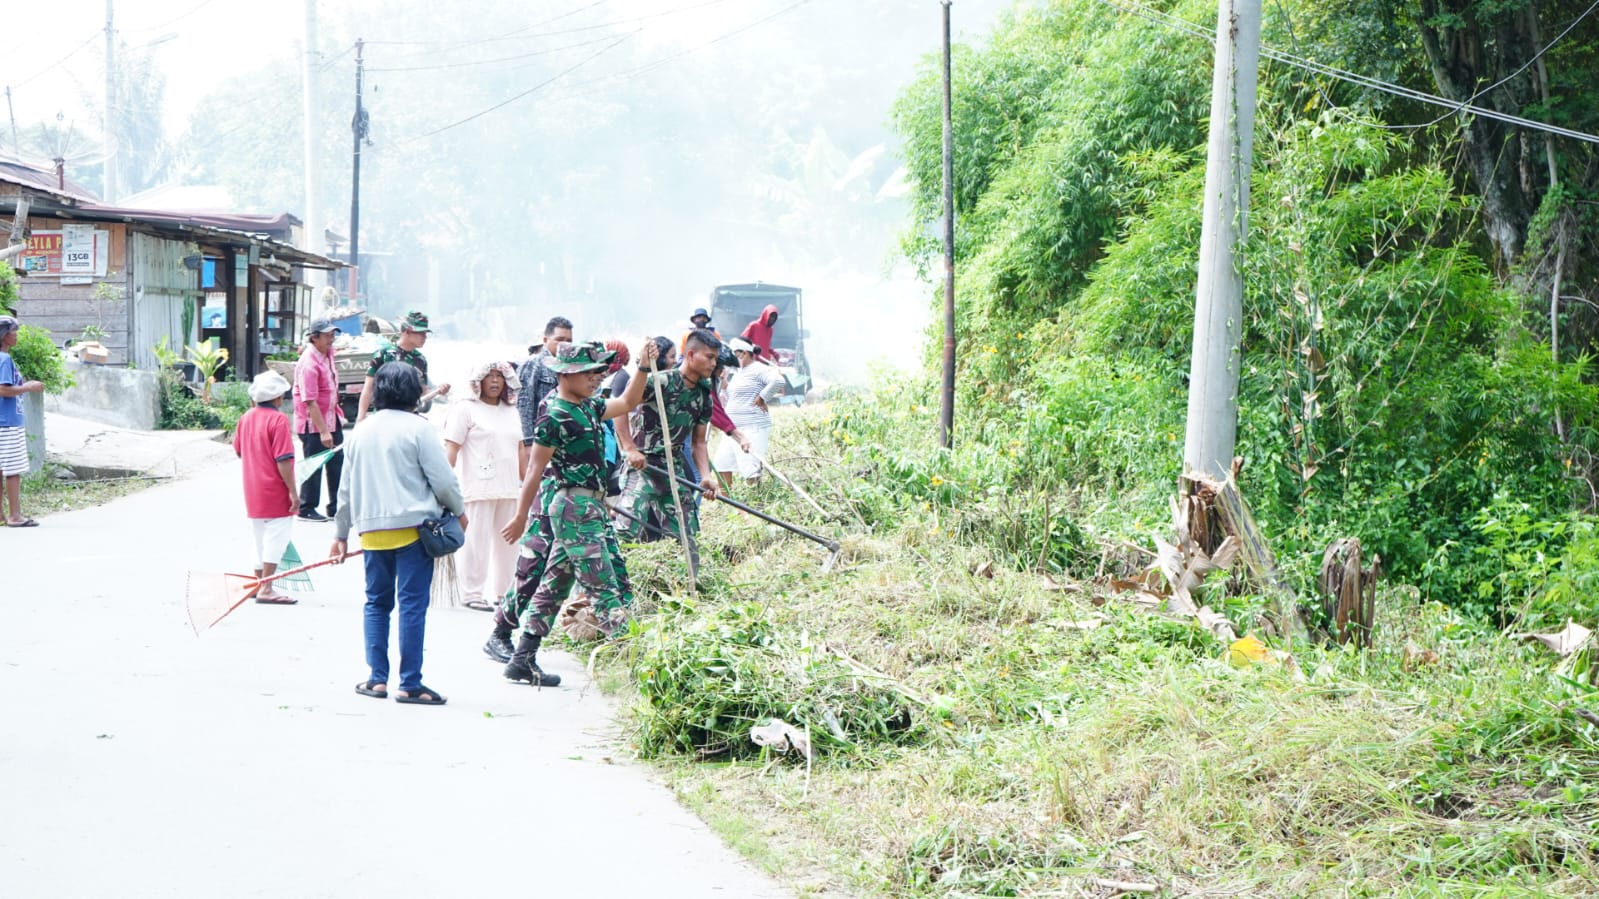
top-left (724, 362), bottom-right (783, 429)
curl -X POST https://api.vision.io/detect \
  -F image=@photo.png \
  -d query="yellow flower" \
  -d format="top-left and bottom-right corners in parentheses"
top-left (930, 475), bottom-right (945, 487)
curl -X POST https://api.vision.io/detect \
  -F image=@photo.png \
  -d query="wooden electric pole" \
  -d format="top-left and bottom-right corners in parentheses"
top-left (1182, 0), bottom-right (1261, 481)
top-left (938, 0), bottom-right (957, 450)
top-left (349, 38), bottom-right (368, 300)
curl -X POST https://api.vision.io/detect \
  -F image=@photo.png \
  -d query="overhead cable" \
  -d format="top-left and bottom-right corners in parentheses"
top-left (556, 0), bottom-right (812, 95)
top-left (1099, 0), bottom-right (1599, 146)
top-left (405, 31), bottom-right (638, 141)
top-left (365, 33), bottom-right (622, 73)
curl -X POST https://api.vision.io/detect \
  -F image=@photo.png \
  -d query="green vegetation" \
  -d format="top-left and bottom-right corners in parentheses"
top-left (594, 409), bottom-right (1599, 896)
top-left (0, 260), bottom-right (18, 315)
top-left (8, 325), bottom-right (73, 395)
top-left (150, 338), bottom-right (251, 432)
top-left (582, 1), bottom-right (1599, 895)
top-left (21, 464), bottom-right (156, 516)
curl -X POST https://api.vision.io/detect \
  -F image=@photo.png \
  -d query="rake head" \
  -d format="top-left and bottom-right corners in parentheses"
top-left (184, 570), bottom-right (262, 634)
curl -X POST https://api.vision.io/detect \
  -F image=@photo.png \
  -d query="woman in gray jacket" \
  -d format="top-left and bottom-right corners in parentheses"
top-left (331, 363), bottom-right (466, 705)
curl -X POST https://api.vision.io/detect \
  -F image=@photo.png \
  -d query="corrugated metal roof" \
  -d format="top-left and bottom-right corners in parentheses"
top-left (0, 155), bottom-right (99, 204)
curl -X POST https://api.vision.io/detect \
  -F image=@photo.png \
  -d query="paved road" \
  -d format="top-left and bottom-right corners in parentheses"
top-left (0, 454), bottom-right (788, 899)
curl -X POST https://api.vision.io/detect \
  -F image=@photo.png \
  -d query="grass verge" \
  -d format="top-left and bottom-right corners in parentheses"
top-left (573, 407), bottom-right (1599, 898)
top-left (20, 464), bottom-right (158, 517)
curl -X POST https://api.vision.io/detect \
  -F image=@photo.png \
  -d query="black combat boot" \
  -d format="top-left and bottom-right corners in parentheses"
top-left (482, 625), bottom-right (515, 663)
top-left (503, 634), bottom-right (561, 687)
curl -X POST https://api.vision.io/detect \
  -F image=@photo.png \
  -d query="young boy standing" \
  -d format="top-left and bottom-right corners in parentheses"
top-left (0, 316), bottom-right (45, 528)
top-left (497, 339), bottom-right (655, 686)
top-left (235, 371), bottom-right (299, 603)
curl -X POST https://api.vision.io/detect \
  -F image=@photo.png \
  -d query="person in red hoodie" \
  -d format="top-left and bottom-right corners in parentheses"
top-left (740, 304), bottom-right (780, 359)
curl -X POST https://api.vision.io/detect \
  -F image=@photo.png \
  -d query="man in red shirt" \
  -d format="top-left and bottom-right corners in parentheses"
top-left (235, 371), bottom-right (299, 604)
top-left (740, 304), bottom-right (779, 359)
top-left (294, 317), bottom-right (346, 522)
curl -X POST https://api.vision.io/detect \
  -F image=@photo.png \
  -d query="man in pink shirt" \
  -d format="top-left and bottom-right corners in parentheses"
top-left (234, 371), bottom-right (298, 603)
top-left (293, 317), bottom-right (347, 522)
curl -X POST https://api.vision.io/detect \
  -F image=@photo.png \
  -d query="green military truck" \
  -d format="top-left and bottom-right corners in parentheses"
top-left (709, 281), bottom-right (810, 404)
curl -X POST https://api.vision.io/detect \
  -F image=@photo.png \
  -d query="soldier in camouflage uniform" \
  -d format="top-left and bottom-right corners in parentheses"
top-left (355, 311), bottom-right (451, 425)
top-left (496, 339), bottom-right (656, 686)
top-left (614, 328), bottom-right (721, 567)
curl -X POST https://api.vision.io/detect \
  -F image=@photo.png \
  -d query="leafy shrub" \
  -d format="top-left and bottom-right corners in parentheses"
top-left (629, 598), bottom-right (924, 759)
top-left (8, 325), bottom-right (74, 395)
top-left (157, 377), bottom-right (220, 430)
top-left (887, 72), bottom-right (1595, 609)
top-left (210, 380), bottom-right (253, 435)
top-left (0, 261), bottom-right (17, 315)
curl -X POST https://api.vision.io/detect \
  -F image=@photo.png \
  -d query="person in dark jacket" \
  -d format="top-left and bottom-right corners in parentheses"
top-left (517, 316), bottom-right (573, 444)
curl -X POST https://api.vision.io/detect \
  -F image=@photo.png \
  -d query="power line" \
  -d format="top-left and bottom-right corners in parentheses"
top-left (10, 32), bottom-right (103, 89)
top-left (556, 0), bottom-right (812, 96)
top-left (123, 0), bottom-right (221, 34)
top-left (364, 0), bottom-right (729, 53)
top-left (1397, 0), bottom-right (1599, 131)
top-left (361, 1), bottom-right (608, 48)
top-left (365, 33), bottom-right (622, 73)
top-left (1099, 0), bottom-right (1599, 145)
top-left (404, 31), bottom-right (638, 142)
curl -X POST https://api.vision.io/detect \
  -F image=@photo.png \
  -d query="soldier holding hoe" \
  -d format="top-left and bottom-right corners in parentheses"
top-left (614, 328), bottom-right (721, 563)
top-left (495, 339), bottom-right (658, 687)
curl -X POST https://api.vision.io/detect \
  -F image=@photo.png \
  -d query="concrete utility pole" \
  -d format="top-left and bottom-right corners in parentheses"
top-left (302, 0), bottom-right (322, 282)
top-left (103, 0), bottom-right (117, 203)
top-left (5, 87), bottom-right (19, 157)
top-left (938, 0), bottom-right (957, 450)
top-left (1182, 0), bottom-right (1261, 480)
top-left (349, 38), bottom-right (368, 301)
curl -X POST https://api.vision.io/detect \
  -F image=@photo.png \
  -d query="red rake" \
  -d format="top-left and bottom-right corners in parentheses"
top-left (184, 552), bottom-right (362, 634)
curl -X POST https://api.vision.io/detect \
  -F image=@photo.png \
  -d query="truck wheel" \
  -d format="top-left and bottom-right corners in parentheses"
top-left (340, 396), bottom-right (361, 424)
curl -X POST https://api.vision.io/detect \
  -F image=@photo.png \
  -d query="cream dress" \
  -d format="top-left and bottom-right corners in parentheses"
top-left (443, 398), bottom-right (523, 607)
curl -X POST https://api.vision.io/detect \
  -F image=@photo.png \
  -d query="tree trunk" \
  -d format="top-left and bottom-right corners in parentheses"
top-left (1414, 0), bottom-right (1542, 268)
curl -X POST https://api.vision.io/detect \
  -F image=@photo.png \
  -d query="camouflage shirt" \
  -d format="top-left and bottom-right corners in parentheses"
top-left (632, 370), bottom-right (712, 457)
top-left (366, 342), bottom-right (429, 383)
top-left (534, 395), bottom-right (608, 491)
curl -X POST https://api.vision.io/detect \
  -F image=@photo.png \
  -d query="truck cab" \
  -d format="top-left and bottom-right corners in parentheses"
top-left (710, 282), bottom-right (809, 404)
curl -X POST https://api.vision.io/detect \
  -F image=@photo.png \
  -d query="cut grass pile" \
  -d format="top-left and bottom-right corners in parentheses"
top-left (584, 409), bottom-right (1599, 897)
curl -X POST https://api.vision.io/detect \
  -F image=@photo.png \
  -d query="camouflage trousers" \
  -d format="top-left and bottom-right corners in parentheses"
top-left (496, 485), bottom-right (632, 636)
top-left (614, 463), bottom-right (700, 568)
top-left (522, 491), bottom-right (631, 638)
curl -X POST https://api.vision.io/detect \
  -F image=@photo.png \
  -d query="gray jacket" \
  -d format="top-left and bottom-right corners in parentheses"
top-left (334, 409), bottom-right (465, 540)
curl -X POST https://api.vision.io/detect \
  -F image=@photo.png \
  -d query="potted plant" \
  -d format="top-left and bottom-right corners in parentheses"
top-left (185, 339), bottom-right (230, 403)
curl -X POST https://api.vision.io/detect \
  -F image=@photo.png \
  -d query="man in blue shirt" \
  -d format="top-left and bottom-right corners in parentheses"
top-left (0, 316), bottom-right (46, 527)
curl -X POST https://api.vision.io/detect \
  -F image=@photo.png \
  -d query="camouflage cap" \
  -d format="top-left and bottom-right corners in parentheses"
top-left (547, 340), bottom-right (616, 374)
top-left (401, 311), bottom-right (431, 333)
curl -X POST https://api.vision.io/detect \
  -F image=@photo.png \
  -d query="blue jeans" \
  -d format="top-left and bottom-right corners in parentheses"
top-left (362, 540), bottom-right (433, 692)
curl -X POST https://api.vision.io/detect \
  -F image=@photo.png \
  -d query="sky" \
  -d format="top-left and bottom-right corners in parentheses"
top-left (5, 0), bottom-right (301, 142)
top-left (4, 0), bottom-right (1012, 143)
top-left (5, 0), bottom-right (1020, 381)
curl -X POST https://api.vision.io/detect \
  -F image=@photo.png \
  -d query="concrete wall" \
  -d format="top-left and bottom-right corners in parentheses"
top-left (43, 360), bottom-right (161, 431)
top-left (23, 392), bottom-right (44, 475)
